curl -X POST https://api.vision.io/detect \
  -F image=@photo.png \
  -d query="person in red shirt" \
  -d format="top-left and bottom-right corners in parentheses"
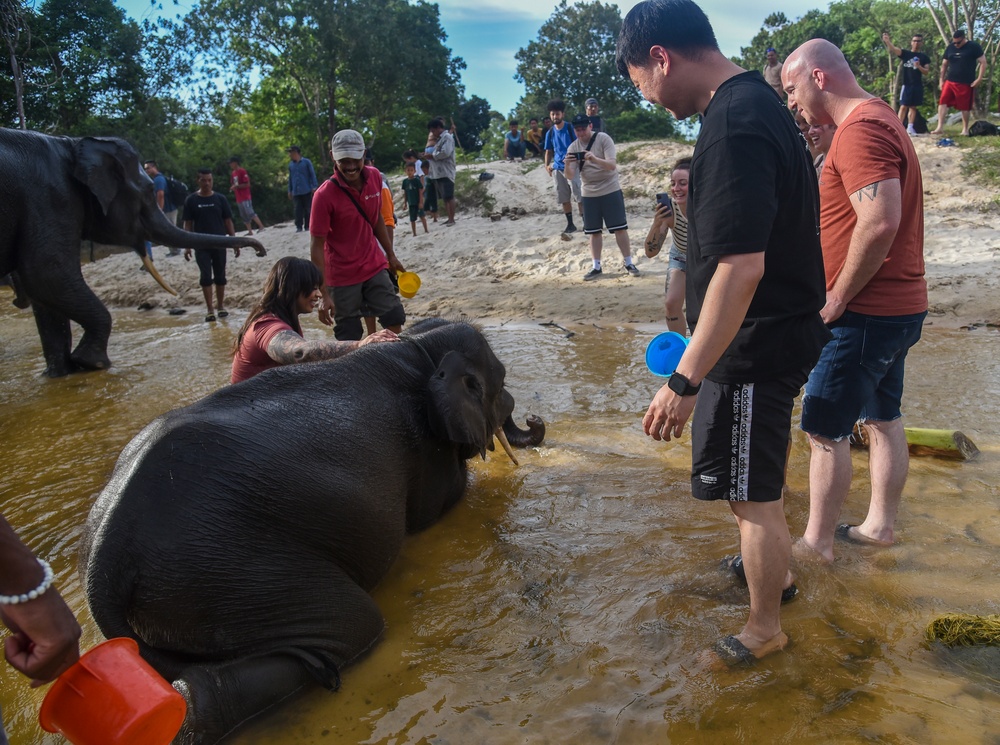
top-left (228, 157), bottom-right (266, 235)
top-left (784, 39), bottom-right (927, 564)
top-left (231, 257), bottom-right (397, 384)
top-left (310, 129), bottom-right (406, 341)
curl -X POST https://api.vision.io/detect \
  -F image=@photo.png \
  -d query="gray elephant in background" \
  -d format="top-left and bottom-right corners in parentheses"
top-left (0, 128), bottom-right (266, 377)
top-left (81, 319), bottom-right (545, 744)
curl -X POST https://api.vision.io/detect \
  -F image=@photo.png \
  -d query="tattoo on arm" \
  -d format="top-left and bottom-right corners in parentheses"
top-left (267, 330), bottom-right (358, 365)
top-left (855, 183), bottom-right (879, 203)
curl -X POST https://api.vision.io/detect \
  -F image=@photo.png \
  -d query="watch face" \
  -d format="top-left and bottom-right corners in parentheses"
top-left (668, 373), bottom-right (698, 396)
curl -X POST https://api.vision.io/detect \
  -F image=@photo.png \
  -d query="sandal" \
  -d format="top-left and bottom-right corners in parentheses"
top-left (205, 314), bottom-right (216, 322)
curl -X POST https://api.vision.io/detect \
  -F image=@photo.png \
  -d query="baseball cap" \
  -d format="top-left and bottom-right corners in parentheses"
top-left (286, 145), bottom-right (301, 152)
top-left (331, 129), bottom-right (366, 160)
top-left (571, 113), bottom-right (592, 128)
top-left (585, 97), bottom-right (598, 106)
top-left (766, 46), bottom-right (776, 53)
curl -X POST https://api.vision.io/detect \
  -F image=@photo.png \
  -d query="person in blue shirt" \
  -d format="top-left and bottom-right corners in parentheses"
top-left (543, 99), bottom-right (583, 234)
top-left (287, 145), bottom-right (319, 232)
top-left (143, 160), bottom-right (180, 256)
top-left (503, 120), bottom-right (526, 160)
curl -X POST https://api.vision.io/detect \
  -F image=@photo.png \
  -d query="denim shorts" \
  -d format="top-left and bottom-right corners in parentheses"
top-left (801, 310), bottom-right (926, 440)
top-left (667, 244), bottom-right (687, 272)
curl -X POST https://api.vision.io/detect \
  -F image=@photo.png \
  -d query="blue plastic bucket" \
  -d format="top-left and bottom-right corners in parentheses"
top-left (645, 332), bottom-right (689, 377)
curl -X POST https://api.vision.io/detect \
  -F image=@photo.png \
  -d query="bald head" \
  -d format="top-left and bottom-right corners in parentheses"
top-left (783, 38), bottom-right (870, 126)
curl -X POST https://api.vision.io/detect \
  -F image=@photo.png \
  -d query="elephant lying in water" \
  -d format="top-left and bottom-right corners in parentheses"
top-left (81, 319), bottom-right (545, 744)
top-left (0, 129), bottom-right (266, 377)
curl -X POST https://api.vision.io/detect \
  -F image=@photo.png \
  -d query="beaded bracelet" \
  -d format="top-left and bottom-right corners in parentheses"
top-left (0, 558), bottom-right (55, 605)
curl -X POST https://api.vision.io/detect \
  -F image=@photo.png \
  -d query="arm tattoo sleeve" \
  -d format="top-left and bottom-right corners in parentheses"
top-left (854, 182), bottom-right (879, 203)
top-left (267, 330), bottom-right (356, 365)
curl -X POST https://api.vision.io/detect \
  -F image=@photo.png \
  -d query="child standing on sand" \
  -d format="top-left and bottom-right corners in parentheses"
top-left (400, 162), bottom-right (429, 236)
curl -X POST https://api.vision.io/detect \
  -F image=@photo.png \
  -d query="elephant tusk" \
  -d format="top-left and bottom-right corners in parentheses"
top-left (142, 255), bottom-right (178, 296)
top-left (494, 426), bottom-right (518, 466)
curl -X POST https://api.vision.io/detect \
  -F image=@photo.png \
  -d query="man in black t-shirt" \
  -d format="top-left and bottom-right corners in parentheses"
top-left (618, 0), bottom-right (829, 668)
top-left (931, 29), bottom-right (986, 136)
top-left (881, 32), bottom-right (930, 136)
top-left (183, 169), bottom-right (240, 322)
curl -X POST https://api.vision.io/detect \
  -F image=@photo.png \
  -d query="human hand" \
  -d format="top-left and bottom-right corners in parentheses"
top-left (287, 192), bottom-right (292, 200)
top-left (183, 249), bottom-right (192, 262)
top-left (234, 247), bottom-right (241, 258)
top-left (318, 294), bottom-right (334, 327)
top-left (652, 202), bottom-right (674, 224)
top-left (642, 383), bottom-right (698, 442)
top-left (358, 329), bottom-right (400, 347)
top-left (882, 32), bottom-right (890, 44)
top-left (971, 78), bottom-right (981, 88)
top-left (388, 255), bottom-right (405, 273)
top-left (545, 164), bottom-right (553, 176)
top-left (820, 295), bottom-right (846, 324)
top-left (2, 589), bottom-right (81, 687)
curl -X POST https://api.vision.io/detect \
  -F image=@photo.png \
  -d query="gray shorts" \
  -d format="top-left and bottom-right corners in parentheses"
top-left (553, 168), bottom-right (582, 204)
top-left (237, 199), bottom-right (257, 222)
top-left (329, 270), bottom-right (406, 341)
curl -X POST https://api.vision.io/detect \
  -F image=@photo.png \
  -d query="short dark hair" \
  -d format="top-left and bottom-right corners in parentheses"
top-left (143, 159), bottom-right (157, 168)
top-left (402, 148), bottom-right (417, 159)
top-left (616, 0), bottom-right (719, 79)
top-left (427, 117), bottom-right (446, 130)
top-left (547, 99), bottom-right (565, 113)
top-left (509, 119), bottom-right (518, 126)
top-left (529, 118), bottom-right (538, 124)
top-left (953, 28), bottom-right (966, 38)
top-left (229, 156), bottom-right (241, 164)
top-left (912, 34), bottom-right (924, 40)
top-left (197, 168), bottom-right (212, 175)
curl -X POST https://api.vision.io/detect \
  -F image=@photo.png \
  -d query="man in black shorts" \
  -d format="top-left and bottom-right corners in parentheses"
top-left (183, 169), bottom-right (240, 322)
top-left (618, 0), bottom-right (830, 666)
top-left (881, 32), bottom-right (930, 136)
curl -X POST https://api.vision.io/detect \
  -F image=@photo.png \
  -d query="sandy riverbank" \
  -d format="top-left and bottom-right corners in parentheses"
top-left (80, 137), bottom-right (1000, 329)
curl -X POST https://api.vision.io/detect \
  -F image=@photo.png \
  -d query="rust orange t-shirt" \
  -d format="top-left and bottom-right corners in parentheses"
top-left (819, 99), bottom-right (927, 315)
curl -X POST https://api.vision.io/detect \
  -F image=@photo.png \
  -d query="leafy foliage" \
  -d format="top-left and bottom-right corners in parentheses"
top-left (513, 0), bottom-right (642, 120)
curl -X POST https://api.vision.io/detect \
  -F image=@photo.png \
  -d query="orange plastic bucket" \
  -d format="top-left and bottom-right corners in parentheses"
top-left (39, 637), bottom-right (186, 745)
top-left (397, 271), bottom-right (421, 298)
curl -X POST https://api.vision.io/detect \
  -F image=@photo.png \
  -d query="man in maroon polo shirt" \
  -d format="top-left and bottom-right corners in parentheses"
top-left (310, 129), bottom-right (407, 340)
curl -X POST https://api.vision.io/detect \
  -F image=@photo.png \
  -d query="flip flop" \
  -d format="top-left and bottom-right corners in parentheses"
top-left (723, 554), bottom-right (798, 603)
top-left (834, 524), bottom-right (890, 546)
top-left (713, 635), bottom-right (757, 667)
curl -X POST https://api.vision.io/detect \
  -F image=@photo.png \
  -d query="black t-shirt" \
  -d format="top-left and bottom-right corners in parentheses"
top-left (686, 71), bottom-right (830, 383)
top-left (182, 192), bottom-right (232, 235)
top-left (898, 50), bottom-right (931, 87)
top-left (944, 41), bottom-right (984, 84)
top-left (589, 115), bottom-right (605, 134)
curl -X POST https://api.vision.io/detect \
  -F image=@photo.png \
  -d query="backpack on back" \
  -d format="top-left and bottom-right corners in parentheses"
top-left (165, 177), bottom-right (189, 210)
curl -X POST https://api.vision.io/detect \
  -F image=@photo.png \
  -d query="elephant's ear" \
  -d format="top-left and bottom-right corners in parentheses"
top-left (72, 137), bottom-right (130, 216)
top-left (427, 350), bottom-right (491, 454)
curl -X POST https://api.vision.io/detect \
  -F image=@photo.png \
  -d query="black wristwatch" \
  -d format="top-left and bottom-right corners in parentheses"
top-left (667, 372), bottom-right (701, 396)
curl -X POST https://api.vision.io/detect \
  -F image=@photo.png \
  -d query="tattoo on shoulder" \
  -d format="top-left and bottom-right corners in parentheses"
top-left (268, 330), bottom-right (309, 364)
top-left (855, 183), bottom-right (879, 203)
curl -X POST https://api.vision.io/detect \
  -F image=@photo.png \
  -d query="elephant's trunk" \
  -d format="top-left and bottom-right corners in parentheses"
top-left (502, 414), bottom-right (545, 449)
top-left (145, 204), bottom-right (267, 256)
top-left (141, 255), bottom-right (178, 296)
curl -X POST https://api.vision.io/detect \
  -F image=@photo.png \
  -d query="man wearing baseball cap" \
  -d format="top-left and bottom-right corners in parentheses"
top-left (309, 129), bottom-right (406, 341)
top-left (931, 29), bottom-right (986, 136)
top-left (585, 98), bottom-right (605, 134)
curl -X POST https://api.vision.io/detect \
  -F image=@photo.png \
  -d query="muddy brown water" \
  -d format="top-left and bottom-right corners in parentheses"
top-left (1, 304), bottom-right (998, 744)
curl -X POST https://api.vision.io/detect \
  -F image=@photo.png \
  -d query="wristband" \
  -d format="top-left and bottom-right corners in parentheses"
top-left (0, 558), bottom-right (55, 605)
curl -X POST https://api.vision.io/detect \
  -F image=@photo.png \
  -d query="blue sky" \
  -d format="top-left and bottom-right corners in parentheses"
top-left (118, 0), bottom-right (826, 114)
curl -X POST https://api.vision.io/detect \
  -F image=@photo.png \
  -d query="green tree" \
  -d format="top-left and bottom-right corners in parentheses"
top-left (0, 0), bottom-right (31, 128)
top-left (513, 0), bottom-right (643, 119)
top-left (451, 95), bottom-right (492, 153)
top-left (22, 0), bottom-right (148, 132)
top-left (184, 0), bottom-right (464, 164)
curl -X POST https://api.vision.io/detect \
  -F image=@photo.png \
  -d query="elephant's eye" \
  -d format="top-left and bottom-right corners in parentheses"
top-left (464, 376), bottom-right (483, 401)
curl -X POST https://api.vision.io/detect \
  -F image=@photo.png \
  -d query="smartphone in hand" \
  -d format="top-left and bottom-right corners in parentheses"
top-left (655, 192), bottom-right (673, 215)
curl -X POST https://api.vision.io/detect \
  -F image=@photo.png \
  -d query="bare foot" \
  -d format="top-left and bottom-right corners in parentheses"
top-left (707, 631), bottom-right (789, 669)
top-left (792, 537), bottom-right (833, 565)
top-left (930, 129), bottom-right (944, 135)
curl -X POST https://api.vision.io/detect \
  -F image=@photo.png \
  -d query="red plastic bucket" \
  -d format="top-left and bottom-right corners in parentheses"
top-left (39, 637), bottom-right (186, 745)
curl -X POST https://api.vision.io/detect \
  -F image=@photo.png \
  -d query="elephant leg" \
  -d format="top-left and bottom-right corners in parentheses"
top-left (23, 279), bottom-right (112, 375)
top-left (172, 654), bottom-right (316, 745)
top-left (167, 571), bottom-right (386, 744)
top-left (30, 301), bottom-right (77, 378)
